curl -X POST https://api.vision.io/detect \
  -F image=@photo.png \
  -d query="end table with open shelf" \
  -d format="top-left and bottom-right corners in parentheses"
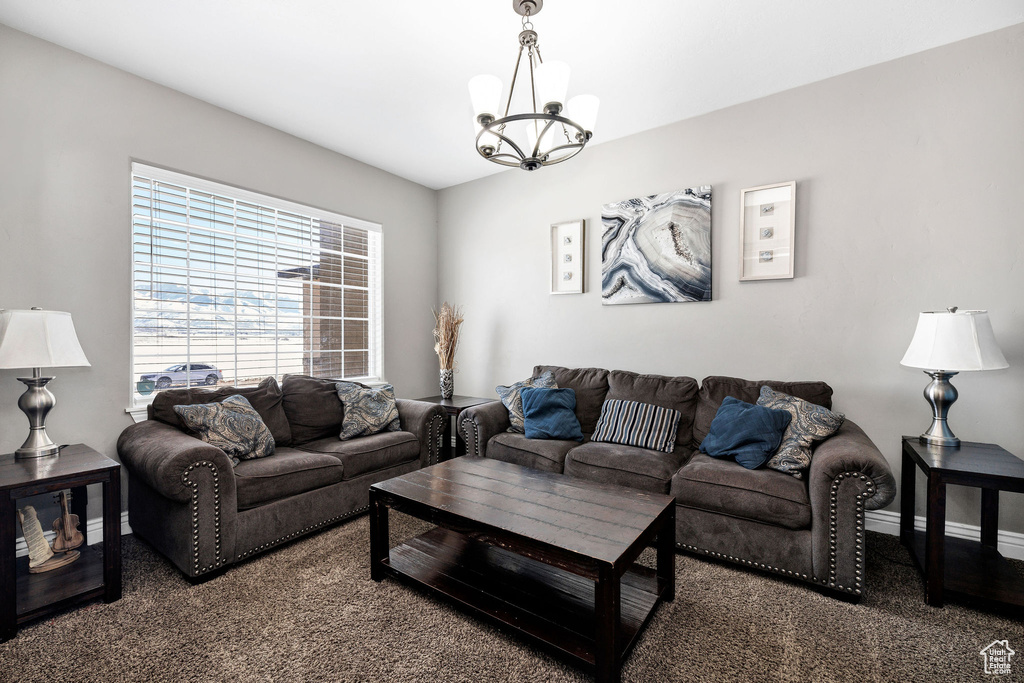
top-left (900, 436), bottom-right (1024, 611)
top-left (1, 444), bottom-right (121, 641)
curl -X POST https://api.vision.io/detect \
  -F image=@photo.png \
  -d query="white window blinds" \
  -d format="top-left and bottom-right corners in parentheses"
top-left (130, 163), bottom-right (382, 405)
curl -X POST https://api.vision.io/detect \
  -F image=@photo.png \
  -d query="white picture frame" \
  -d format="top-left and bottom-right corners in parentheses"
top-left (739, 181), bottom-right (796, 281)
top-left (551, 219), bottom-right (585, 294)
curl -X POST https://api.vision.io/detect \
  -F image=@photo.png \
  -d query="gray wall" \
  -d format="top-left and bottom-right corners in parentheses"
top-left (438, 25), bottom-right (1024, 531)
top-left (0, 25), bottom-right (439, 509)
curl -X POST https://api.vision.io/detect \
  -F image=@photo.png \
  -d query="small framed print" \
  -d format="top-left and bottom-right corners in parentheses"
top-left (739, 181), bottom-right (795, 281)
top-left (551, 219), bottom-right (585, 294)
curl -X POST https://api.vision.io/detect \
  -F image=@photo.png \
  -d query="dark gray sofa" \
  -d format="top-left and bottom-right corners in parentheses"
top-left (458, 365), bottom-right (897, 599)
top-left (118, 376), bottom-right (446, 579)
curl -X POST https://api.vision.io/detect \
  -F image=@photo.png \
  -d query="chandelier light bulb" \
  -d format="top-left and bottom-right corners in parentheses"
top-left (468, 74), bottom-right (502, 121)
top-left (535, 60), bottom-right (571, 114)
top-left (566, 94), bottom-right (600, 137)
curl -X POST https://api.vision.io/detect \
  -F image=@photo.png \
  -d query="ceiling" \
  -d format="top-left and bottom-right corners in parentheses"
top-left (1, 1), bottom-right (1021, 190)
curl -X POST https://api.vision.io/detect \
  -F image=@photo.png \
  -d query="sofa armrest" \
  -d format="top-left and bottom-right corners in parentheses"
top-left (807, 419), bottom-right (896, 594)
top-left (117, 419), bottom-right (237, 504)
top-left (396, 399), bottom-right (447, 467)
top-left (457, 400), bottom-right (510, 458)
top-left (809, 419), bottom-right (897, 512)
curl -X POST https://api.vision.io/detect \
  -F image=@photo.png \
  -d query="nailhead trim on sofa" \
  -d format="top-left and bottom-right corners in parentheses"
top-left (461, 417), bottom-right (483, 458)
top-left (235, 505), bottom-right (370, 561)
top-left (677, 470), bottom-right (875, 596)
top-left (428, 413), bottom-right (445, 465)
top-left (182, 461), bottom-right (223, 575)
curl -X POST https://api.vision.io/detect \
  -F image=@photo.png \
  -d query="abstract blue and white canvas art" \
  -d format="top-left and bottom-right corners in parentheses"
top-left (601, 187), bottom-right (712, 305)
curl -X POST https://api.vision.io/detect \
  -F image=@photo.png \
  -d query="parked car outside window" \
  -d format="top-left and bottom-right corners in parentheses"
top-left (138, 364), bottom-right (223, 390)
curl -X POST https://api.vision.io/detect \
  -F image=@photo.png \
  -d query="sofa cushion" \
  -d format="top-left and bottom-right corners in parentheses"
top-left (233, 448), bottom-right (345, 510)
top-left (281, 375), bottom-right (345, 445)
top-left (151, 376), bottom-right (293, 446)
top-left (533, 366), bottom-right (611, 435)
top-left (297, 431), bottom-right (419, 480)
top-left (521, 387), bottom-right (583, 442)
top-left (496, 371), bottom-right (558, 433)
top-left (605, 370), bottom-right (699, 447)
top-left (671, 453), bottom-right (812, 530)
top-left (335, 382), bottom-right (401, 439)
top-left (564, 442), bottom-right (692, 493)
top-left (692, 376), bottom-right (833, 449)
top-left (699, 396), bottom-right (792, 469)
top-left (173, 395), bottom-right (276, 465)
top-left (591, 399), bottom-right (681, 453)
top-left (486, 432), bottom-right (578, 473)
top-left (757, 386), bottom-right (845, 479)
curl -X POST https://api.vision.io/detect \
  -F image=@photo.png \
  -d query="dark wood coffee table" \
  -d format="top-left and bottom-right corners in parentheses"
top-left (369, 456), bottom-right (675, 683)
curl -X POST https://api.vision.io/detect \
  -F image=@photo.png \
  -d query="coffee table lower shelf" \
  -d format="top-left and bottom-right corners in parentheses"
top-left (382, 526), bottom-right (663, 669)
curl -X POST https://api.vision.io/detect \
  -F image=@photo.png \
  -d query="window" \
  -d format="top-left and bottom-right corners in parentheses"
top-left (130, 163), bottom-right (382, 405)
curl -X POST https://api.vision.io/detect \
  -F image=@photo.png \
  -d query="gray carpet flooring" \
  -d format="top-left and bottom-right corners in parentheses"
top-left (2, 515), bottom-right (1022, 682)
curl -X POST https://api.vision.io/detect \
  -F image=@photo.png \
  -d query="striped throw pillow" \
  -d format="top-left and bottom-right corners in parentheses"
top-left (591, 399), bottom-right (681, 453)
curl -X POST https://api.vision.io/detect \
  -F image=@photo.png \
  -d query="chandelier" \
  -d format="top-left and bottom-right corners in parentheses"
top-left (468, 0), bottom-right (599, 171)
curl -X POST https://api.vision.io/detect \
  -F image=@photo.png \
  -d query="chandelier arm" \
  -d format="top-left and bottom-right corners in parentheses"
top-left (541, 141), bottom-right (584, 157)
top-left (482, 126), bottom-right (529, 162)
top-left (528, 46), bottom-right (539, 116)
top-left (503, 45), bottom-right (526, 119)
top-left (533, 118), bottom-right (557, 158)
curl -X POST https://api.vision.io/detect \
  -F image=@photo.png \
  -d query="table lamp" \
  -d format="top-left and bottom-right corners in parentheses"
top-left (900, 307), bottom-right (1008, 448)
top-left (0, 308), bottom-right (91, 459)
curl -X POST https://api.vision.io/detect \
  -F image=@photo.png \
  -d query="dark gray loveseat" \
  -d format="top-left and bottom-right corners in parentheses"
top-left (118, 376), bottom-right (446, 579)
top-left (458, 365), bottom-right (897, 599)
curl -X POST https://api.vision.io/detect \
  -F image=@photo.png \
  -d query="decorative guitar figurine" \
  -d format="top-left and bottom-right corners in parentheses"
top-left (17, 505), bottom-right (78, 573)
top-left (51, 490), bottom-right (84, 552)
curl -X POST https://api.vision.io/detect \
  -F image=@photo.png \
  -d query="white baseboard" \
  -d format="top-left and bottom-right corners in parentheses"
top-left (865, 509), bottom-right (1024, 561)
top-left (15, 512), bottom-right (132, 558)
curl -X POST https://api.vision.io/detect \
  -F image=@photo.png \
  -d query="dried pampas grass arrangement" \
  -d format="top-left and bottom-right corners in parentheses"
top-left (432, 302), bottom-right (464, 370)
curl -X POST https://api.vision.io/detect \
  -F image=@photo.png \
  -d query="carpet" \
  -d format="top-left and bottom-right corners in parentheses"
top-left (2, 515), bottom-right (1021, 682)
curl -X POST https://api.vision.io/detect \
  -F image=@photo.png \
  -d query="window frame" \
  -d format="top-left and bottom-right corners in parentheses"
top-left (128, 162), bottom-right (384, 410)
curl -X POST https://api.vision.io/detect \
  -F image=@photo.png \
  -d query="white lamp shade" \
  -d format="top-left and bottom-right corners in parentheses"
top-left (900, 309), bottom-right (1008, 372)
top-left (535, 60), bottom-right (571, 110)
top-left (566, 94), bottom-right (599, 134)
top-left (0, 309), bottom-right (91, 369)
top-left (468, 74), bottom-right (502, 119)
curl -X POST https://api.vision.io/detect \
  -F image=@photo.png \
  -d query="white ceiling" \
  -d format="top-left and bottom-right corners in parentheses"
top-left (1, 1), bottom-right (1021, 189)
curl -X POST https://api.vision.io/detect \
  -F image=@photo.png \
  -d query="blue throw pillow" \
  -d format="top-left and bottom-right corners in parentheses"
top-left (699, 396), bottom-right (792, 469)
top-left (521, 387), bottom-right (584, 442)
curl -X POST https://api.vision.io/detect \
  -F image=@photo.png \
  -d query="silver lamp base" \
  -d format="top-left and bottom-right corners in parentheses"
top-left (14, 372), bottom-right (62, 459)
top-left (918, 370), bottom-right (960, 449)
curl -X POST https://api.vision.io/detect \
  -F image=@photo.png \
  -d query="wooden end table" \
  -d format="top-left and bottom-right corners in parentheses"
top-left (900, 436), bottom-right (1024, 610)
top-left (413, 395), bottom-right (493, 462)
top-left (370, 457), bottom-right (675, 683)
top-left (0, 444), bottom-right (122, 641)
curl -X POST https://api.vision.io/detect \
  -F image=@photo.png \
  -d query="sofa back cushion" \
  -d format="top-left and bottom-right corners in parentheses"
top-left (533, 365), bottom-right (610, 435)
top-left (149, 376), bottom-right (292, 446)
top-left (692, 376), bottom-right (833, 449)
top-left (605, 370), bottom-right (699, 448)
top-left (281, 375), bottom-right (345, 445)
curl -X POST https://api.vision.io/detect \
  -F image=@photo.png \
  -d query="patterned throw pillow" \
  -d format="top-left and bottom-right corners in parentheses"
top-left (756, 386), bottom-right (845, 478)
top-left (173, 394), bottom-right (276, 465)
top-left (335, 382), bottom-right (401, 440)
top-left (591, 399), bottom-right (681, 453)
top-left (496, 371), bottom-right (558, 433)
